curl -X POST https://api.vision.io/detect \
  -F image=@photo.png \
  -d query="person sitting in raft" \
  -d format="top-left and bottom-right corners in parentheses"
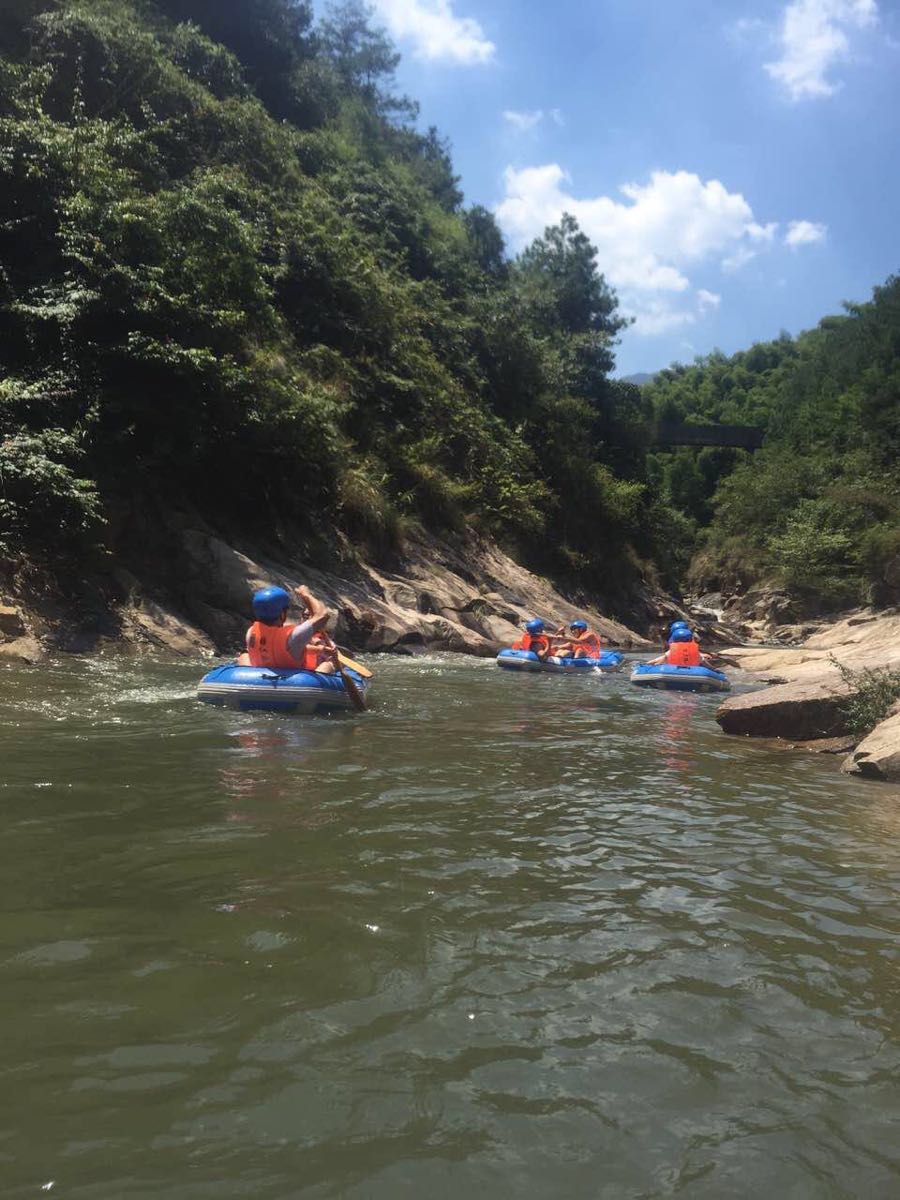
top-left (240, 585), bottom-right (338, 674)
top-left (553, 619), bottom-right (603, 659)
top-left (511, 619), bottom-right (553, 660)
top-left (646, 626), bottom-right (713, 668)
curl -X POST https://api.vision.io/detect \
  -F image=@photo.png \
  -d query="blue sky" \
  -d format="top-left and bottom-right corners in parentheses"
top-left (342, 0), bottom-right (900, 376)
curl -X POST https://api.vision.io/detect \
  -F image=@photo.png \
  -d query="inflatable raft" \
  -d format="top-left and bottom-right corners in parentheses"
top-left (496, 648), bottom-right (624, 673)
top-left (629, 663), bottom-right (730, 694)
top-left (197, 664), bottom-right (369, 714)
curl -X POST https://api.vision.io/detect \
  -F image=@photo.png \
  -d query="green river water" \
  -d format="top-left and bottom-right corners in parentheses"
top-left (2, 653), bottom-right (900, 1199)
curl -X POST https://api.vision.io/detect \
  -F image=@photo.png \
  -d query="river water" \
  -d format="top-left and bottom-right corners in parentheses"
top-left (2, 654), bottom-right (900, 1198)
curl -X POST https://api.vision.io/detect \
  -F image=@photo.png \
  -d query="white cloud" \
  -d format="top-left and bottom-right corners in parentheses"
top-left (503, 109), bottom-right (544, 133)
top-left (373, 0), bottom-right (495, 64)
top-left (632, 290), bottom-right (723, 337)
top-left (697, 288), bottom-right (722, 311)
top-left (765, 0), bottom-right (878, 99)
top-left (632, 300), bottom-right (697, 337)
top-left (495, 166), bottom-right (800, 335)
top-left (785, 218), bottom-right (828, 246)
top-left (722, 222), bottom-right (777, 272)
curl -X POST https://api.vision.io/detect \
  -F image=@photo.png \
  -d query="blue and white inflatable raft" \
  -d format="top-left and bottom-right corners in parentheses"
top-left (197, 664), bottom-right (369, 714)
top-left (629, 663), bottom-right (730, 694)
top-left (496, 648), bottom-right (624, 674)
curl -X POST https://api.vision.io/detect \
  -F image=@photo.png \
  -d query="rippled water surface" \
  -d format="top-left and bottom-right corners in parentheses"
top-left (2, 653), bottom-right (900, 1198)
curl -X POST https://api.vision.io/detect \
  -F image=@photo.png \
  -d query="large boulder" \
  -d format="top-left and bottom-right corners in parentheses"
top-left (0, 605), bottom-right (26, 639)
top-left (123, 597), bottom-right (216, 657)
top-left (341, 605), bottom-right (410, 653)
top-left (0, 635), bottom-right (45, 665)
top-left (842, 713), bottom-right (900, 781)
top-left (716, 679), bottom-right (852, 740)
top-left (181, 530), bottom-right (266, 613)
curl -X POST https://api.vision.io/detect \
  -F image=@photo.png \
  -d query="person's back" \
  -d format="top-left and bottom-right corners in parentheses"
top-left (665, 631), bottom-right (701, 667)
top-left (247, 619), bottom-right (307, 669)
top-left (244, 585), bottom-right (335, 672)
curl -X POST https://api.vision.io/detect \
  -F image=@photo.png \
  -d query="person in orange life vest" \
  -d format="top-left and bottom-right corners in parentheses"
top-left (511, 618), bottom-right (552, 660)
top-left (646, 627), bottom-right (712, 668)
top-left (240, 584), bottom-right (338, 673)
top-left (553, 618), bottom-right (602, 659)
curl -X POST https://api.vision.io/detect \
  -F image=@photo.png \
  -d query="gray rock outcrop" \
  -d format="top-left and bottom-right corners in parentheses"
top-left (716, 678), bottom-right (853, 740)
top-left (842, 713), bottom-right (900, 781)
top-left (117, 526), bottom-right (654, 658)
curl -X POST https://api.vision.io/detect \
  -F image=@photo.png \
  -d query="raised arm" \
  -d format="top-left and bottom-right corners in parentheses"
top-left (287, 586), bottom-right (332, 657)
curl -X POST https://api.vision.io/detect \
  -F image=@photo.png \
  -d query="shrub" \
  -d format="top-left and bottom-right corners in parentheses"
top-left (767, 499), bottom-right (858, 609)
top-left (831, 656), bottom-right (900, 736)
top-left (337, 461), bottom-right (402, 558)
top-left (0, 430), bottom-right (102, 555)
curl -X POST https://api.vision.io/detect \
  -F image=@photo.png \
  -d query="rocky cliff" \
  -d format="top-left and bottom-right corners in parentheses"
top-left (0, 523), bottom-right (654, 665)
top-left (714, 608), bottom-right (900, 782)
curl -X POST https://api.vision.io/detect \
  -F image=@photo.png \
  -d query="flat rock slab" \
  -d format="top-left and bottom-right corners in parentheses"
top-left (716, 679), bottom-right (852, 740)
top-left (842, 712), bottom-right (900, 781)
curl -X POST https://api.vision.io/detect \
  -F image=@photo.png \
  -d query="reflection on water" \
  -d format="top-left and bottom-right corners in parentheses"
top-left (1, 653), bottom-right (900, 1198)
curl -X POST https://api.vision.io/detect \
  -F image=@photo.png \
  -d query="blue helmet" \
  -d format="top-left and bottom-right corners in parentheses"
top-left (668, 620), bottom-right (690, 635)
top-left (252, 586), bottom-right (291, 621)
top-left (525, 619), bottom-right (545, 635)
top-left (570, 619), bottom-right (588, 632)
top-left (670, 627), bottom-right (694, 642)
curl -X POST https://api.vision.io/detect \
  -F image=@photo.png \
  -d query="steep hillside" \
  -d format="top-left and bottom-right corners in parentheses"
top-left (644, 276), bottom-right (900, 611)
top-left (1, 0), bottom-right (674, 643)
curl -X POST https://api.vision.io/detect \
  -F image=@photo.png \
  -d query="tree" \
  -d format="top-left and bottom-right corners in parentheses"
top-left (517, 213), bottom-right (625, 338)
top-left (464, 205), bottom-right (507, 281)
top-left (514, 213), bottom-right (628, 394)
top-left (153, 0), bottom-right (319, 121)
top-left (319, 0), bottom-right (413, 118)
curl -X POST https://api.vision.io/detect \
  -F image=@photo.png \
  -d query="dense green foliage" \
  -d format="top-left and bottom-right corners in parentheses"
top-left (832, 656), bottom-right (900, 736)
top-left (5, 0), bottom-right (897, 616)
top-left (0, 0), bottom-right (658, 601)
top-left (645, 276), bottom-right (900, 610)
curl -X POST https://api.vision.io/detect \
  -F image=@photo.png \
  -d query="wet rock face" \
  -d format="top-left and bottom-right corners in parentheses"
top-left (720, 588), bottom-right (799, 640)
top-left (0, 605), bottom-right (26, 639)
top-left (0, 604), bottom-right (44, 663)
top-left (175, 528), bottom-right (651, 657)
top-left (692, 592), bottom-right (725, 613)
top-left (842, 713), bottom-right (900, 781)
top-left (0, 635), bottom-right (44, 665)
top-left (716, 679), bottom-right (853, 740)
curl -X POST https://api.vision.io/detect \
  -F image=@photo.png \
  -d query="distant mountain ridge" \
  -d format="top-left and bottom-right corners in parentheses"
top-left (620, 372), bottom-right (656, 386)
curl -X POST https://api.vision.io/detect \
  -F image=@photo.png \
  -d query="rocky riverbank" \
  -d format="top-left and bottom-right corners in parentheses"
top-left (714, 608), bottom-right (900, 783)
top-left (0, 523), bottom-right (654, 666)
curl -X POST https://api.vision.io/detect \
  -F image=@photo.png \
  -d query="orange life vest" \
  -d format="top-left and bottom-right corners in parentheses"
top-left (246, 622), bottom-right (328, 671)
top-left (572, 631), bottom-right (602, 658)
top-left (512, 633), bottom-right (550, 655)
top-left (666, 640), bottom-right (701, 667)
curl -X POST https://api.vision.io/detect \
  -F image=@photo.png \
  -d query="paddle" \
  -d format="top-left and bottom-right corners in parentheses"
top-left (335, 650), bottom-right (373, 679)
top-left (324, 636), bottom-right (367, 712)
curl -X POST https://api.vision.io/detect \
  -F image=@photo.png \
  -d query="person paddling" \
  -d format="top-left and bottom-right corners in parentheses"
top-left (512, 619), bottom-right (553, 660)
top-left (240, 585), bottom-right (338, 674)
